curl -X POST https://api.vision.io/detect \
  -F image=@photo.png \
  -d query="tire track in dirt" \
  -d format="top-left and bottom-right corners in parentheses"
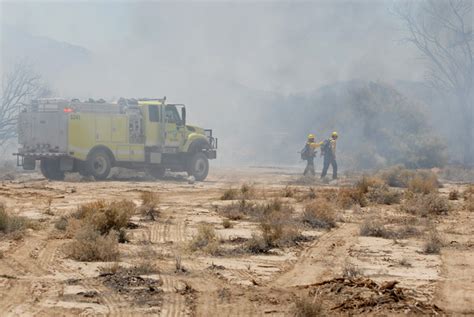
top-left (0, 280), bottom-right (31, 316)
top-left (273, 223), bottom-right (359, 287)
top-left (160, 275), bottom-right (187, 317)
top-left (150, 218), bottom-right (187, 244)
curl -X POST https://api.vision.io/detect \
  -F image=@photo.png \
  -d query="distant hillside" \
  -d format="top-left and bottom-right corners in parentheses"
top-left (1, 26), bottom-right (91, 80)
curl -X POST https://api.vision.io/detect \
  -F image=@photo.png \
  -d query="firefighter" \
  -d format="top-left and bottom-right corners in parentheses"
top-left (301, 134), bottom-right (321, 176)
top-left (320, 131), bottom-right (338, 180)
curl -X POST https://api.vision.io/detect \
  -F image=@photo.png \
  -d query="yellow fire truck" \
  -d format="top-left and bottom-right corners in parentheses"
top-left (16, 97), bottom-right (217, 181)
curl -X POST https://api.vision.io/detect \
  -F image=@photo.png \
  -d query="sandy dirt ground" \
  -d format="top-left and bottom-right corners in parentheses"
top-left (0, 166), bottom-right (472, 316)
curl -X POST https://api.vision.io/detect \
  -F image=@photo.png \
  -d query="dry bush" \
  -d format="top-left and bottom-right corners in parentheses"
top-left (342, 262), bottom-right (362, 278)
top-left (378, 166), bottom-right (439, 191)
top-left (222, 218), bottom-right (232, 229)
top-left (244, 233), bottom-right (271, 254)
top-left (337, 187), bottom-right (367, 208)
top-left (54, 216), bottom-right (68, 231)
top-left (293, 296), bottom-right (324, 317)
top-left (282, 186), bottom-right (296, 198)
top-left (302, 199), bottom-right (337, 229)
top-left (220, 199), bottom-right (251, 220)
top-left (0, 203), bottom-right (28, 235)
top-left (189, 223), bottom-right (221, 255)
top-left (355, 175), bottom-right (385, 194)
top-left (359, 219), bottom-right (394, 239)
top-left (399, 258), bottom-right (412, 267)
top-left (423, 229), bottom-right (442, 254)
top-left (448, 190), bottom-right (459, 200)
top-left (221, 188), bottom-right (238, 200)
top-left (463, 185), bottom-right (474, 200)
top-left (68, 225), bottom-right (119, 261)
top-left (138, 191), bottom-right (160, 220)
top-left (220, 198), bottom-right (288, 221)
top-left (72, 200), bottom-right (135, 235)
top-left (408, 172), bottom-right (439, 194)
top-left (366, 185), bottom-right (401, 205)
top-left (402, 192), bottom-right (449, 216)
top-left (240, 183), bottom-right (255, 199)
top-left (395, 225), bottom-right (421, 239)
top-left (259, 209), bottom-right (303, 248)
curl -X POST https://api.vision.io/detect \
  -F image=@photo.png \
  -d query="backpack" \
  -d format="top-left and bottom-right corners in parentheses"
top-left (300, 143), bottom-right (310, 160)
top-left (321, 139), bottom-right (331, 156)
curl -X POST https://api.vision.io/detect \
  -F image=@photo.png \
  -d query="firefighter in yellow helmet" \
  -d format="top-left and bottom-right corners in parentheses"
top-left (321, 131), bottom-right (338, 179)
top-left (301, 134), bottom-right (322, 176)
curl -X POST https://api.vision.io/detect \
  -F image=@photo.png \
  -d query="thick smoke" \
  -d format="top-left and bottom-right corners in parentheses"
top-left (1, 1), bottom-right (464, 168)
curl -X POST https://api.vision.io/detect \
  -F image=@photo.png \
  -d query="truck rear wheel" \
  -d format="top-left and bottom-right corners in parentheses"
top-left (87, 149), bottom-right (111, 180)
top-left (187, 152), bottom-right (209, 181)
top-left (40, 159), bottom-right (65, 181)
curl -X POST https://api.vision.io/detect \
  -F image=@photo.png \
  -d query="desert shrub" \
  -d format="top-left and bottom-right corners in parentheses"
top-left (408, 172), bottom-right (439, 194)
top-left (222, 219), bottom-right (232, 229)
top-left (240, 183), bottom-right (256, 199)
top-left (378, 166), bottom-right (439, 191)
top-left (221, 188), bottom-right (238, 200)
top-left (0, 204), bottom-right (28, 235)
top-left (359, 219), bottom-right (394, 239)
top-left (68, 226), bottom-right (119, 261)
top-left (395, 225), bottom-right (421, 239)
top-left (73, 200), bottom-right (135, 235)
top-left (464, 185), bottom-right (474, 200)
top-left (189, 223), bottom-right (221, 255)
top-left (220, 198), bottom-right (289, 221)
top-left (423, 230), bottom-right (442, 254)
top-left (337, 187), bottom-right (367, 208)
top-left (366, 185), bottom-right (401, 205)
top-left (355, 175), bottom-right (385, 194)
top-left (448, 190), bottom-right (459, 200)
top-left (402, 193), bottom-right (449, 216)
top-left (259, 210), bottom-right (303, 248)
top-left (302, 200), bottom-right (337, 229)
top-left (54, 216), bottom-right (68, 231)
top-left (282, 186), bottom-right (296, 198)
top-left (244, 233), bottom-right (271, 254)
top-left (342, 262), bottom-right (362, 278)
top-left (138, 191), bottom-right (160, 220)
top-left (293, 296), bottom-right (324, 317)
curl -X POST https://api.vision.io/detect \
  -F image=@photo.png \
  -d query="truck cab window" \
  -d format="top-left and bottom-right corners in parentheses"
top-left (149, 105), bottom-right (160, 122)
top-left (165, 105), bottom-right (182, 125)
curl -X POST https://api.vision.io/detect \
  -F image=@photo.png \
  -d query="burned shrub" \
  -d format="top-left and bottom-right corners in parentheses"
top-left (54, 216), bottom-right (69, 231)
top-left (302, 200), bottom-right (337, 229)
top-left (378, 166), bottom-right (439, 192)
top-left (259, 209), bottom-right (303, 248)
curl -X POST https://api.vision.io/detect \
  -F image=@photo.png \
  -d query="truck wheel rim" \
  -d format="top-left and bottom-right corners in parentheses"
top-left (194, 159), bottom-right (206, 176)
top-left (93, 156), bottom-right (107, 175)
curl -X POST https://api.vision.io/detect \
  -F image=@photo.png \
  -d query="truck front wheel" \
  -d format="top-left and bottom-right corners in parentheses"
top-left (187, 152), bottom-right (209, 181)
top-left (40, 159), bottom-right (65, 181)
top-left (87, 149), bottom-right (111, 180)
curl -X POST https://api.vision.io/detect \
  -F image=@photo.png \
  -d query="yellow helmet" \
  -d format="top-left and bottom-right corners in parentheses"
top-left (331, 131), bottom-right (338, 138)
top-left (308, 134), bottom-right (315, 140)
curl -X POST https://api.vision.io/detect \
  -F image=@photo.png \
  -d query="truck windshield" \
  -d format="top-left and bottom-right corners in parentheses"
top-left (165, 105), bottom-right (182, 125)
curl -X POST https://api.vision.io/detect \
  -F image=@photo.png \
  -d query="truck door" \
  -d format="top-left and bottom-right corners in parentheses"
top-left (144, 105), bottom-right (164, 147)
top-left (164, 105), bottom-right (186, 148)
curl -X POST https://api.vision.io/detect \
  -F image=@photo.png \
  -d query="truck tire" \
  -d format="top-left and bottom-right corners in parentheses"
top-left (150, 166), bottom-right (166, 179)
top-left (40, 159), bottom-right (65, 181)
top-left (187, 152), bottom-right (209, 181)
top-left (87, 149), bottom-right (111, 180)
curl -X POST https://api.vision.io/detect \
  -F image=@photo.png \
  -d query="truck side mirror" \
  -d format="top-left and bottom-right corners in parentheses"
top-left (181, 107), bottom-right (186, 126)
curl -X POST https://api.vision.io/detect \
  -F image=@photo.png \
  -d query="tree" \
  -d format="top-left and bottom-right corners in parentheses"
top-left (395, 0), bottom-right (473, 165)
top-left (0, 61), bottom-right (50, 147)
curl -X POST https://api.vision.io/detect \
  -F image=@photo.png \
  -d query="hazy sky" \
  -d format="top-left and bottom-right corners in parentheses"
top-left (1, 0), bottom-right (424, 96)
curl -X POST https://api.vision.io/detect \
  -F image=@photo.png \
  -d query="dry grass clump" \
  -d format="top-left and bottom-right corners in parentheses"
top-left (337, 187), bottom-right (367, 208)
top-left (464, 186), bottom-right (474, 212)
top-left (302, 199), bottom-right (337, 229)
top-left (221, 183), bottom-right (256, 200)
top-left (222, 218), bottom-right (232, 229)
top-left (220, 198), bottom-right (289, 221)
top-left (0, 203), bottom-right (29, 237)
top-left (54, 216), bottom-right (68, 231)
top-left (366, 185), bottom-right (401, 205)
top-left (402, 192), bottom-right (449, 216)
top-left (189, 223), bottom-right (221, 255)
top-left (359, 219), bottom-right (394, 239)
top-left (355, 175), bottom-right (385, 194)
top-left (138, 191), bottom-right (160, 220)
top-left (282, 186), bottom-right (296, 198)
top-left (342, 262), bottom-right (362, 278)
top-left (423, 229), bottom-right (442, 254)
top-left (293, 296), bottom-right (324, 317)
top-left (68, 225), bottom-right (119, 261)
top-left (378, 166), bottom-right (439, 191)
top-left (72, 200), bottom-right (135, 235)
top-left (408, 173), bottom-right (439, 194)
top-left (448, 190), bottom-right (459, 200)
